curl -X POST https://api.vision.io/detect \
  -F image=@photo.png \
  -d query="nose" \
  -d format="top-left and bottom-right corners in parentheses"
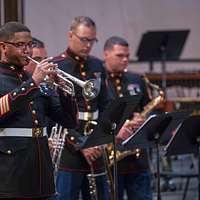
top-left (123, 56), bottom-right (129, 62)
top-left (22, 46), bottom-right (32, 54)
top-left (86, 42), bottom-right (93, 48)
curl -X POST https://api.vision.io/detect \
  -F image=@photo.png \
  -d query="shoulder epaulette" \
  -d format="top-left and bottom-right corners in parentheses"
top-left (52, 52), bottom-right (68, 63)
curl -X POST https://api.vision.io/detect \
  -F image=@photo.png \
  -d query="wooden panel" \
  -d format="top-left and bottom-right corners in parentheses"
top-left (4, 0), bottom-right (23, 23)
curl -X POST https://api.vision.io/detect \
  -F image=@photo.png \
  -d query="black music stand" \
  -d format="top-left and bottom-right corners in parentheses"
top-left (121, 111), bottom-right (189, 200)
top-left (79, 95), bottom-right (141, 200)
top-left (136, 30), bottom-right (190, 93)
top-left (165, 115), bottom-right (200, 200)
top-left (159, 111), bottom-right (190, 145)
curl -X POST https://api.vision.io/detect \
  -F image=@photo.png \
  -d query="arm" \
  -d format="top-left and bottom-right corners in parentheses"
top-left (47, 88), bottom-right (78, 129)
top-left (0, 78), bottom-right (39, 121)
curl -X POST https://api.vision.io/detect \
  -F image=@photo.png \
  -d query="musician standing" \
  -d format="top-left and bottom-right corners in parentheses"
top-left (103, 36), bottom-right (152, 200)
top-left (0, 21), bottom-right (77, 200)
top-left (52, 16), bottom-right (109, 200)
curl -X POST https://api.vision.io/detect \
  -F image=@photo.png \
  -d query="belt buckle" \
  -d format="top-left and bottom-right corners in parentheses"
top-left (85, 112), bottom-right (93, 121)
top-left (84, 120), bottom-right (97, 135)
top-left (32, 128), bottom-right (43, 137)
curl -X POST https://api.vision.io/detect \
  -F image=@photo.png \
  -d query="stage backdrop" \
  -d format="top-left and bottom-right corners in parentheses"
top-left (24, 0), bottom-right (200, 73)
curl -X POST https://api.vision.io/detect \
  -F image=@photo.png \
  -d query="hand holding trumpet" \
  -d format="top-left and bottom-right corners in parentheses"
top-left (31, 57), bottom-right (58, 86)
top-left (27, 56), bottom-right (100, 100)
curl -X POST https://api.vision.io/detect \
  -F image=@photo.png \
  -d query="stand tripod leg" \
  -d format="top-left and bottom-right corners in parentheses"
top-left (156, 141), bottom-right (162, 200)
top-left (113, 133), bottom-right (118, 200)
top-left (198, 138), bottom-right (200, 200)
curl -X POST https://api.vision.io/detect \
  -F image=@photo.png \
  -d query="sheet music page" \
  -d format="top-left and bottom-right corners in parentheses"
top-left (122, 114), bottom-right (157, 145)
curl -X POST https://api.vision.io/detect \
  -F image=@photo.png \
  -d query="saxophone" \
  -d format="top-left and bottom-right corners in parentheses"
top-left (106, 76), bottom-right (165, 167)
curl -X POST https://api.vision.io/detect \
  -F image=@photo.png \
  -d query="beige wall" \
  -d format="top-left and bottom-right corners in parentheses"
top-left (24, 0), bottom-right (200, 72)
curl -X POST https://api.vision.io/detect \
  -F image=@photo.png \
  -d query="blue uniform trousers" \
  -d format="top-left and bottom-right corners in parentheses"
top-left (118, 171), bottom-right (152, 200)
top-left (51, 170), bottom-right (109, 200)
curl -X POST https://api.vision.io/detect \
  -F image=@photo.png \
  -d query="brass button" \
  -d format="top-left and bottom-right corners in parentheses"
top-left (32, 110), bottom-right (36, 114)
top-left (7, 150), bottom-right (12, 154)
top-left (34, 120), bottom-right (38, 125)
top-left (30, 101), bottom-right (34, 105)
top-left (70, 136), bottom-right (75, 141)
top-left (10, 66), bottom-right (15, 70)
top-left (81, 72), bottom-right (86, 76)
top-left (115, 79), bottom-right (120, 84)
top-left (117, 86), bottom-right (121, 91)
top-left (75, 56), bottom-right (80, 60)
top-left (21, 87), bottom-right (25, 91)
top-left (110, 73), bottom-right (114, 78)
top-left (80, 64), bottom-right (84, 68)
top-left (87, 105), bottom-right (91, 110)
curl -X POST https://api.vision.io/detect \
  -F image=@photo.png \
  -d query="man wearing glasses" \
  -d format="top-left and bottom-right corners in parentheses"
top-left (52, 16), bottom-right (109, 200)
top-left (0, 21), bottom-right (77, 200)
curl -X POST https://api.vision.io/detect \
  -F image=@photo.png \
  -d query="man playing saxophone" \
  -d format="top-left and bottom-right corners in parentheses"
top-left (103, 36), bottom-right (153, 200)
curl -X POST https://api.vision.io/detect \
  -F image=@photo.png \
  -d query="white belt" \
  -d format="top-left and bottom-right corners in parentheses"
top-left (78, 110), bottom-right (99, 121)
top-left (0, 128), bottom-right (47, 137)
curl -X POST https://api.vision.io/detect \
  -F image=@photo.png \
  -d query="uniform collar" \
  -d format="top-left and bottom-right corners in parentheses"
top-left (66, 48), bottom-right (86, 63)
top-left (0, 61), bottom-right (25, 74)
top-left (108, 72), bottom-right (123, 79)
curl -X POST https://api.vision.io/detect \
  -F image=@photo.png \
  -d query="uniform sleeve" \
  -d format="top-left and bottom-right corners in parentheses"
top-left (0, 78), bottom-right (39, 120)
top-left (46, 89), bottom-right (78, 129)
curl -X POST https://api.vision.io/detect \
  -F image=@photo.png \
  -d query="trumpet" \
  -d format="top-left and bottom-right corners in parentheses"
top-left (49, 124), bottom-right (68, 171)
top-left (26, 56), bottom-right (101, 100)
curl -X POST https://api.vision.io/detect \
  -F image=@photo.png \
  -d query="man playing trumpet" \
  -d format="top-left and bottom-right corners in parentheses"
top-left (0, 21), bottom-right (77, 200)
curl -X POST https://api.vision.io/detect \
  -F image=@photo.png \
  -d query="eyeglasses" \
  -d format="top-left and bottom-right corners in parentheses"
top-left (32, 56), bottom-right (44, 62)
top-left (73, 32), bottom-right (98, 44)
top-left (4, 41), bottom-right (34, 50)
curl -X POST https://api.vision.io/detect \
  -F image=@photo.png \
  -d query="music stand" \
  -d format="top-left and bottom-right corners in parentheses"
top-left (121, 111), bottom-right (189, 200)
top-left (79, 95), bottom-right (141, 200)
top-left (136, 30), bottom-right (190, 93)
top-left (165, 115), bottom-right (200, 200)
top-left (159, 111), bottom-right (190, 145)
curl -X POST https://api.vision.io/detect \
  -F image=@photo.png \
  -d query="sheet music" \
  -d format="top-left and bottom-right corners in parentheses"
top-left (122, 114), bottom-right (157, 146)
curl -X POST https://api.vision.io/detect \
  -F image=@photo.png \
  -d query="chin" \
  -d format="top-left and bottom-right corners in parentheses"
top-left (20, 60), bottom-right (29, 67)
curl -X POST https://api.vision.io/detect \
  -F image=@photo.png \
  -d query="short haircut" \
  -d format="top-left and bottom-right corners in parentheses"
top-left (0, 21), bottom-right (30, 42)
top-left (104, 36), bottom-right (129, 51)
top-left (32, 37), bottom-right (45, 48)
top-left (70, 16), bottom-right (96, 32)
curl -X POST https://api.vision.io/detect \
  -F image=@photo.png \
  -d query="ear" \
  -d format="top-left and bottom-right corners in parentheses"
top-left (68, 31), bottom-right (73, 40)
top-left (103, 50), bottom-right (109, 59)
top-left (0, 42), bottom-right (6, 50)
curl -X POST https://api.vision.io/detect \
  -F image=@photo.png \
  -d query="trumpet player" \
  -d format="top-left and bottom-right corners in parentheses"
top-left (51, 16), bottom-right (110, 200)
top-left (0, 22), bottom-right (77, 200)
top-left (103, 36), bottom-right (152, 200)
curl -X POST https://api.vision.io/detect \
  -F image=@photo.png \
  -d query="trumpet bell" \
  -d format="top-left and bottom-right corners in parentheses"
top-left (83, 78), bottom-right (101, 101)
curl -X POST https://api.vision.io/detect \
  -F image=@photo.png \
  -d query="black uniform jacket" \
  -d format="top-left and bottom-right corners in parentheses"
top-left (53, 48), bottom-right (108, 172)
top-left (106, 71), bottom-right (150, 174)
top-left (0, 62), bottom-right (77, 198)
